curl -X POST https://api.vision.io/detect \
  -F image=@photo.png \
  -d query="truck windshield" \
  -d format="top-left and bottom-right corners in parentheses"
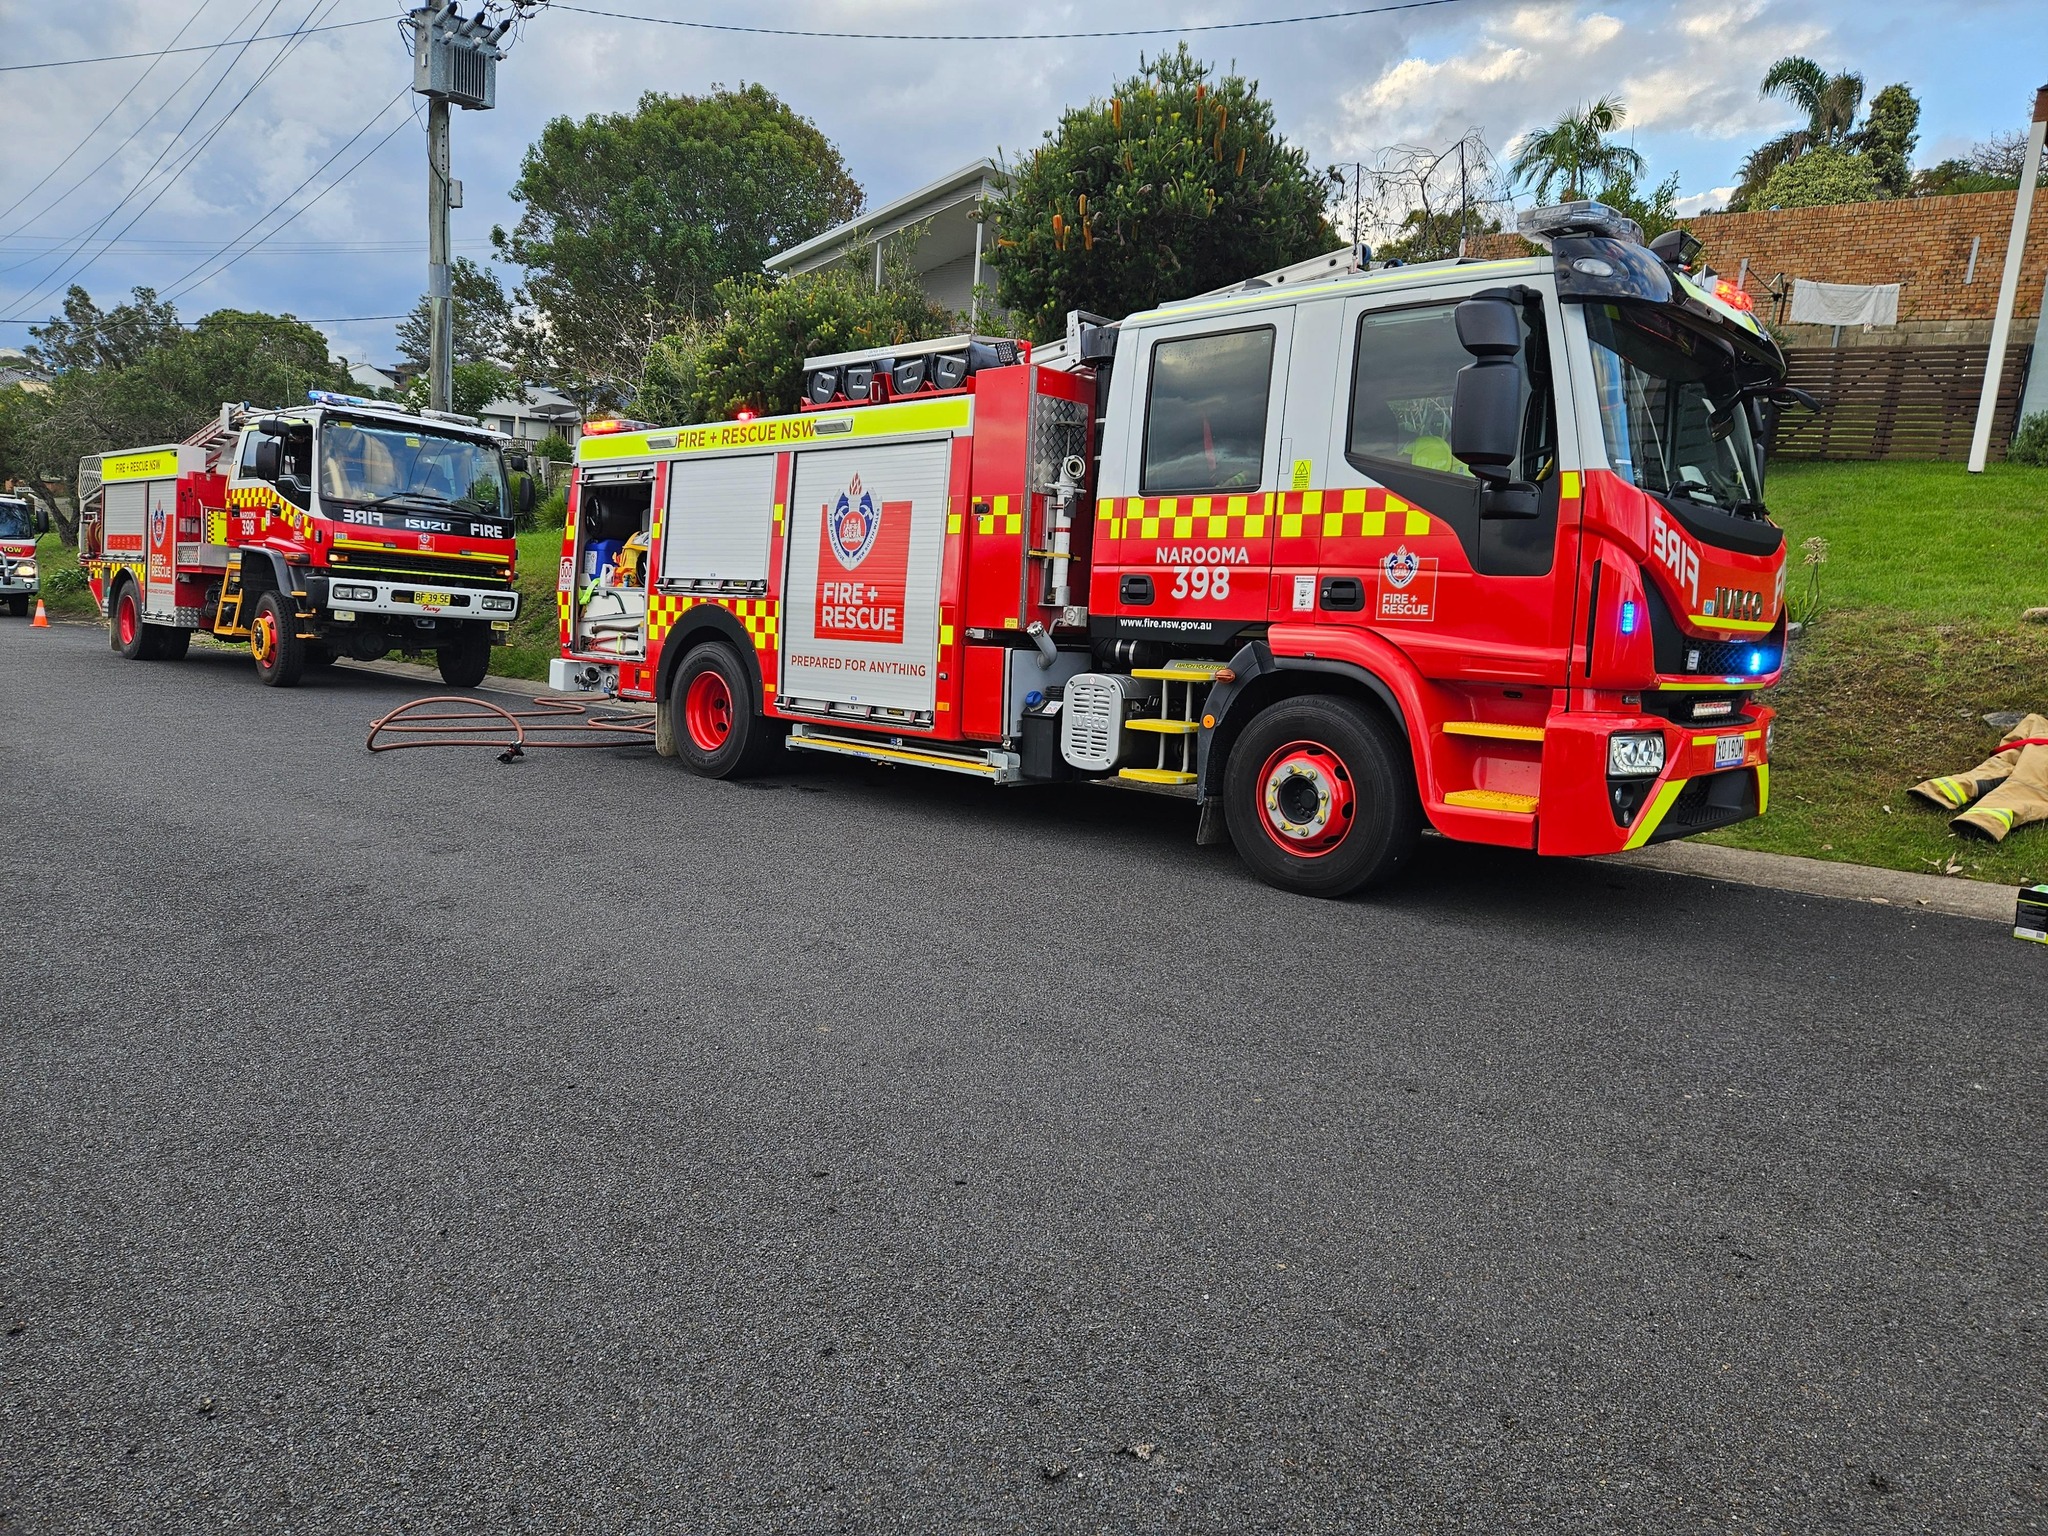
top-left (0, 500), bottom-right (34, 538)
top-left (320, 421), bottom-right (507, 513)
top-left (1586, 303), bottom-right (1763, 512)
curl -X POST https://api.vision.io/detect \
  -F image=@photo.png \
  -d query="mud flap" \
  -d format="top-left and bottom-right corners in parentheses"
top-left (1196, 796), bottom-right (1229, 847)
top-left (654, 698), bottom-right (678, 758)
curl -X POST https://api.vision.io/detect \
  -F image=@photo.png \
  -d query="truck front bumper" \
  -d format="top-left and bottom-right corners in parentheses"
top-left (324, 578), bottom-right (519, 623)
top-left (1532, 700), bottom-right (1774, 856)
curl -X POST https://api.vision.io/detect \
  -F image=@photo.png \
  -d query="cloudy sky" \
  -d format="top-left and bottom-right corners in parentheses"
top-left (0, 0), bottom-right (2040, 369)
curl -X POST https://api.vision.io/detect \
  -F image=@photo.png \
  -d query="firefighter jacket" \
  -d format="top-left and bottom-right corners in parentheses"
top-left (1909, 713), bottom-right (2048, 842)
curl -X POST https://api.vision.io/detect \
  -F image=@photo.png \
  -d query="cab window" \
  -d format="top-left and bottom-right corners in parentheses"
top-left (1141, 326), bottom-right (1274, 494)
top-left (1347, 302), bottom-right (1554, 486)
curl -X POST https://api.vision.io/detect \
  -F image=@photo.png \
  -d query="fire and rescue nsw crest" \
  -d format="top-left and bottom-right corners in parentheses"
top-left (1377, 544), bottom-right (1438, 622)
top-left (815, 474), bottom-right (913, 642)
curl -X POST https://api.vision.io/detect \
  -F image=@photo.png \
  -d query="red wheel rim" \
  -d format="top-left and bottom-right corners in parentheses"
top-left (117, 593), bottom-right (137, 646)
top-left (684, 668), bottom-right (734, 751)
top-left (1255, 740), bottom-right (1356, 857)
top-left (251, 609), bottom-right (277, 669)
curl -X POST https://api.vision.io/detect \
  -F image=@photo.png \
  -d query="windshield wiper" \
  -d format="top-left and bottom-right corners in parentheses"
top-left (348, 491), bottom-right (456, 511)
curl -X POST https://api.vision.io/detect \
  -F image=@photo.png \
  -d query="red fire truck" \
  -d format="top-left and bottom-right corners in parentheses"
top-left (0, 491), bottom-right (44, 617)
top-left (78, 392), bottom-right (530, 686)
top-left (551, 202), bottom-right (1791, 896)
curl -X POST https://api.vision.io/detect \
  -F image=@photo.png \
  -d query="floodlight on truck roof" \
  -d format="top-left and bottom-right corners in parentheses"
top-left (1517, 200), bottom-right (1645, 249)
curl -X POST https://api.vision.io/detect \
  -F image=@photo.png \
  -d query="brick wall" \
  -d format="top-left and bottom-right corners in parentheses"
top-left (1464, 191), bottom-right (2048, 345)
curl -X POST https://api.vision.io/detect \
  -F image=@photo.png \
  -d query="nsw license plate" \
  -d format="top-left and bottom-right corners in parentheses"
top-left (1715, 734), bottom-right (1745, 769)
top-left (416, 590), bottom-right (451, 610)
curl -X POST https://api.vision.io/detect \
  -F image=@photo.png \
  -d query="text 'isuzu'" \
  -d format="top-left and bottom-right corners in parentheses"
top-left (552, 202), bottom-right (1791, 896)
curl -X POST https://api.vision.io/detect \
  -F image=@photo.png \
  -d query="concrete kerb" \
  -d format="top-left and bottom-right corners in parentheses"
top-left (1601, 840), bottom-right (2018, 925)
top-left (358, 658), bottom-right (2017, 925)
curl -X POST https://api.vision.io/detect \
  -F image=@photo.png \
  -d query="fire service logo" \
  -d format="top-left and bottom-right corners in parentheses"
top-left (1377, 544), bottom-right (1438, 623)
top-left (815, 474), bottom-right (912, 642)
top-left (829, 476), bottom-right (881, 569)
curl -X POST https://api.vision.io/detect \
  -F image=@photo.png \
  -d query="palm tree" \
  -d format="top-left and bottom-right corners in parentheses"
top-left (1509, 98), bottom-right (1647, 204)
top-left (1734, 56), bottom-right (1866, 206)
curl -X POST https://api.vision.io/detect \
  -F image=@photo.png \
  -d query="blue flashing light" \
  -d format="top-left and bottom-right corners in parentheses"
top-left (308, 389), bottom-right (378, 408)
top-left (1619, 600), bottom-right (1638, 635)
top-left (1747, 648), bottom-right (1768, 673)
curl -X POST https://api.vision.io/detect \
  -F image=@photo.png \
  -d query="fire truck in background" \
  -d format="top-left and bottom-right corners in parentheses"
top-left (552, 202), bottom-right (1792, 896)
top-left (78, 392), bottom-right (531, 686)
top-left (0, 491), bottom-right (45, 617)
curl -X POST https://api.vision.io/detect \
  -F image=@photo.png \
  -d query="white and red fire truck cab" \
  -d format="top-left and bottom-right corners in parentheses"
top-left (0, 493), bottom-right (43, 618)
top-left (553, 203), bottom-right (1791, 896)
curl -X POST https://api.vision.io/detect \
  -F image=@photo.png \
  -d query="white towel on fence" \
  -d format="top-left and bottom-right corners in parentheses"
top-left (1788, 278), bottom-right (1900, 329)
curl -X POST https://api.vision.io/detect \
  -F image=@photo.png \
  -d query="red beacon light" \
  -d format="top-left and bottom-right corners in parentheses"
top-left (1712, 276), bottom-right (1756, 313)
top-left (733, 408), bottom-right (756, 422)
top-left (582, 418), bottom-right (628, 435)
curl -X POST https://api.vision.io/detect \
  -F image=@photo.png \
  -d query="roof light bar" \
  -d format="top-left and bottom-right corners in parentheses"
top-left (1517, 200), bottom-right (1645, 250)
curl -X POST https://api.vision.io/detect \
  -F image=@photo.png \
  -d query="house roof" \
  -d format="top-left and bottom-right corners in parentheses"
top-left (766, 159), bottom-right (997, 274)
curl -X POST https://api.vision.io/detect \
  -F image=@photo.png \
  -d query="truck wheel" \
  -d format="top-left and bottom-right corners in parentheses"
top-left (5, 595), bottom-right (25, 618)
top-left (113, 582), bottom-right (152, 659)
top-left (1222, 695), bottom-right (1421, 898)
top-left (304, 643), bottom-right (337, 671)
top-left (249, 590), bottom-right (305, 687)
top-left (155, 627), bottom-right (191, 661)
top-left (671, 641), bottom-right (780, 777)
top-left (436, 628), bottom-right (491, 689)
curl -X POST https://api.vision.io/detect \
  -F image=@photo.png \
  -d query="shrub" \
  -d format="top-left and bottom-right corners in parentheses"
top-left (2010, 413), bottom-right (2048, 468)
top-left (1756, 146), bottom-right (1882, 210)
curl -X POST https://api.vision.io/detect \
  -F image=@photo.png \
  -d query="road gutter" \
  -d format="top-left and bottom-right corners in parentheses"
top-left (1601, 840), bottom-right (2017, 924)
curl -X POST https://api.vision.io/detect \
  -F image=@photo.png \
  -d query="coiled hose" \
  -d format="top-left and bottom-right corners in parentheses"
top-left (366, 693), bottom-right (655, 761)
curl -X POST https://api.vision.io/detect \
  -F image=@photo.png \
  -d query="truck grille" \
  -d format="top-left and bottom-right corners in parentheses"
top-left (326, 547), bottom-right (510, 587)
top-left (1649, 769), bottom-right (1760, 843)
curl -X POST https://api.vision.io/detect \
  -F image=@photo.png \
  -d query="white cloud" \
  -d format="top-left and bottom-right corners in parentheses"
top-left (1674, 186), bottom-right (1738, 217)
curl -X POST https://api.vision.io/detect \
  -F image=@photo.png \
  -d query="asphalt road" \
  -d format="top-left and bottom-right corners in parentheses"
top-left (2, 616), bottom-right (2044, 1536)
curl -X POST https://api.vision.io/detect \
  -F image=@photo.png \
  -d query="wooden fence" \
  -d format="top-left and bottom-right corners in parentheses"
top-left (1770, 342), bottom-right (2035, 461)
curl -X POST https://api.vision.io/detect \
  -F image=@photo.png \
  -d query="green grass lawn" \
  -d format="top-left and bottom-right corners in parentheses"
top-left (1703, 459), bottom-right (2048, 884)
top-left (490, 524), bottom-right (568, 682)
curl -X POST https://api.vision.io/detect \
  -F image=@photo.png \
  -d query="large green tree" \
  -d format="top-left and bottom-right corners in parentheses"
top-left (980, 46), bottom-right (1335, 341)
top-left (637, 256), bottom-right (957, 424)
top-left (493, 85), bottom-right (864, 407)
top-left (1509, 97), bottom-right (1646, 204)
top-left (1755, 145), bottom-right (1883, 210)
top-left (26, 285), bottom-right (182, 373)
top-left (1853, 84), bottom-right (1921, 199)
top-left (1732, 56), bottom-right (1868, 208)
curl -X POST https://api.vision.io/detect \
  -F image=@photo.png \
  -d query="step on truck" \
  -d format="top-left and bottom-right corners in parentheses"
top-left (550, 201), bottom-right (1792, 897)
top-left (0, 490), bottom-right (46, 617)
top-left (78, 391), bottom-right (532, 686)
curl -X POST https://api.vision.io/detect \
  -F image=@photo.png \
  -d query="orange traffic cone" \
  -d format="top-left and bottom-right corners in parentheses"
top-left (31, 599), bottom-right (48, 627)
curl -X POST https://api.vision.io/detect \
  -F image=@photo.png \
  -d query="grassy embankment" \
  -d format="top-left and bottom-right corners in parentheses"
top-left (1704, 460), bottom-right (2048, 884)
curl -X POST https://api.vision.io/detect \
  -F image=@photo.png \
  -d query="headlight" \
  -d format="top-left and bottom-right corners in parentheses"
top-left (17, 563), bottom-right (36, 580)
top-left (1765, 720), bottom-right (1775, 757)
top-left (481, 594), bottom-right (516, 612)
top-left (333, 583), bottom-right (376, 602)
top-left (1608, 731), bottom-right (1666, 777)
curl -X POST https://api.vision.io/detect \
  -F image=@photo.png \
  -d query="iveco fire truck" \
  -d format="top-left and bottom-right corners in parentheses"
top-left (0, 492), bottom-right (43, 617)
top-left (78, 391), bottom-right (531, 686)
top-left (552, 202), bottom-right (1791, 896)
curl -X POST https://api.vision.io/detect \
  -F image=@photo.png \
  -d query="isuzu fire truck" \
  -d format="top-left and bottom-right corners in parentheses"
top-left (0, 492), bottom-right (43, 617)
top-left (78, 391), bottom-right (531, 687)
top-left (552, 202), bottom-right (1792, 896)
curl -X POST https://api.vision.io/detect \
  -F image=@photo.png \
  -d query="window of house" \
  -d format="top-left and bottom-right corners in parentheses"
top-left (1140, 327), bottom-right (1275, 494)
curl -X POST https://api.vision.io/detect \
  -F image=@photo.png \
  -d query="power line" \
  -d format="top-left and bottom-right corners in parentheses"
top-left (0, 13), bottom-right (387, 73)
top-left (0, 0), bottom-right (217, 229)
top-left (160, 85), bottom-right (413, 302)
top-left (549, 0), bottom-right (1475, 40)
top-left (0, 312), bottom-right (408, 329)
top-left (159, 104), bottom-right (417, 304)
top-left (3, 0), bottom-right (336, 322)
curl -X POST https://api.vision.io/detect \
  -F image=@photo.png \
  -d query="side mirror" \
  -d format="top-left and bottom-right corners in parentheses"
top-left (35, 504), bottom-right (49, 535)
top-left (252, 437), bottom-right (281, 481)
top-left (518, 475), bottom-right (536, 516)
top-left (1449, 296), bottom-right (1540, 520)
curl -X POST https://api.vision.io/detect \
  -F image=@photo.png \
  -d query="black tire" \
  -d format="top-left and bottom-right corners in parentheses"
top-left (670, 641), bottom-right (782, 777)
top-left (113, 581), bottom-right (151, 659)
top-left (5, 595), bottom-right (26, 618)
top-left (436, 628), bottom-right (492, 689)
top-left (1222, 694), bottom-right (1422, 898)
top-left (155, 626), bottom-right (191, 661)
top-left (304, 642), bottom-right (338, 671)
top-left (249, 589), bottom-right (305, 687)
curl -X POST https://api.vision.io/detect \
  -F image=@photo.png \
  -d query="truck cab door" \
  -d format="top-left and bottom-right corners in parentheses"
top-left (1097, 306), bottom-right (1295, 645)
top-left (1311, 279), bottom-right (1581, 687)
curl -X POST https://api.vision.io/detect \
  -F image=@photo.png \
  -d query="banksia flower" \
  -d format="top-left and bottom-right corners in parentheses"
top-left (1111, 97), bottom-right (1123, 132)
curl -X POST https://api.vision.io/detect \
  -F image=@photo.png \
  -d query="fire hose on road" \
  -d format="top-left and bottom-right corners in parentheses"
top-left (366, 694), bottom-right (656, 761)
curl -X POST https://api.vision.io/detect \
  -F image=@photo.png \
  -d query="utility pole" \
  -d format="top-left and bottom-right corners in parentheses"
top-left (410, 1), bottom-right (511, 414)
top-left (1968, 84), bottom-right (2048, 473)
